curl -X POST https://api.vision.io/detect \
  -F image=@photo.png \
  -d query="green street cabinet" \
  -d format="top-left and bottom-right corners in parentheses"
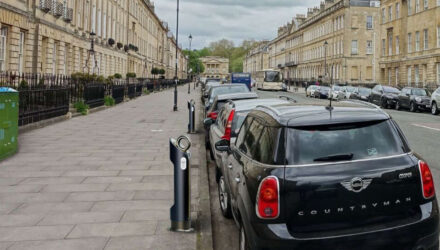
top-left (0, 87), bottom-right (18, 161)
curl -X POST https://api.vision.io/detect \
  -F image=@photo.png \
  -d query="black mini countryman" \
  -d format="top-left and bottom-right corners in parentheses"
top-left (214, 101), bottom-right (439, 250)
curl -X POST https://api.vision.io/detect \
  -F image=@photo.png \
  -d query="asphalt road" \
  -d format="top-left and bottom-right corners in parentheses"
top-left (208, 89), bottom-right (440, 250)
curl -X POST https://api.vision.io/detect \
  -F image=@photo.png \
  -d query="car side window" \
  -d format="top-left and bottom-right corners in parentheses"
top-left (254, 126), bottom-right (280, 164)
top-left (243, 119), bottom-right (264, 158)
top-left (236, 117), bottom-right (252, 151)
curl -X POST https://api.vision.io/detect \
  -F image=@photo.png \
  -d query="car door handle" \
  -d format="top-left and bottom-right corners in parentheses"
top-left (228, 164), bottom-right (232, 169)
top-left (235, 177), bottom-right (240, 183)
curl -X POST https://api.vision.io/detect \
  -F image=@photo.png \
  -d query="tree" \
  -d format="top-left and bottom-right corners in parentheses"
top-left (151, 68), bottom-right (159, 79)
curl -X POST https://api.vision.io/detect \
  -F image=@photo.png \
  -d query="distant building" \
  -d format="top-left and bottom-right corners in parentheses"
top-left (243, 41), bottom-right (269, 75)
top-left (200, 56), bottom-right (229, 79)
top-left (249, 0), bottom-right (382, 86)
top-left (0, 0), bottom-right (187, 79)
top-left (379, 0), bottom-right (440, 89)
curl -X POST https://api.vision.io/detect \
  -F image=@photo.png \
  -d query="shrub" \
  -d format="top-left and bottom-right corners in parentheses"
top-left (117, 42), bottom-right (123, 49)
top-left (114, 73), bottom-right (122, 79)
top-left (18, 80), bottom-right (29, 89)
top-left (74, 101), bottom-right (89, 115)
top-left (126, 72), bottom-right (136, 78)
top-left (104, 96), bottom-right (115, 106)
top-left (108, 38), bottom-right (115, 46)
top-left (143, 89), bottom-right (150, 95)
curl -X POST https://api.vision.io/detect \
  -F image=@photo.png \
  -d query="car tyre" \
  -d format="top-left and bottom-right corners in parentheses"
top-left (381, 99), bottom-right (388, 109)
top-left (432, 102), bottom-right (439, 115)
top-left (395, 101), bottom-right (401, 110)
top-left (218, 175), bottom-right (232, 218)
top-left (410, 102), bottom-right (417, 112)
top-left (239, 224), bottom-right (251, 250)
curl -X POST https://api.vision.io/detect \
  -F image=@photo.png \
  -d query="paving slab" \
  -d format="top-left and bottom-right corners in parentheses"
top-left (0, 85), bottom-right (209, 249)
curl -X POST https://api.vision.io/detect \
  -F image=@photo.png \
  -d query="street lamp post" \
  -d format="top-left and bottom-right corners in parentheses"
top-left (324, 41), bottom-right (328, 82)
top-left (188, 34), bottom-right (192, 94)
top-left (173, 0), bottom-right (180, 112)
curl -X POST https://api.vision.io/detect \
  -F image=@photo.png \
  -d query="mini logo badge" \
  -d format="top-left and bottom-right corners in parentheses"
top-left (341, 177), bottom-right (372, 193)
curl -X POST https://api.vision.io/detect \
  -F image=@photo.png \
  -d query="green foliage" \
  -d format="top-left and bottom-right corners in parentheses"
top-left (151, 67), bottom-right (159, 75)
top-left (74, 101), bottom-right (89, 115)
top-left (38, 78), bottom-right (45, 88)
top-left (159, 69), bottom-right (165, 75)
top-left (114, 73), bottom-right (122, 79)
top-left (126, 72), bottom-right (136, 78)
top-left (18, 80), bottom-right (29, 89)
top-left (184, 39), bottom-right (257, 74)
top-left (104, 96), bottom-right (115, 106)
top-left (143, 89), bottom-right (150, 95)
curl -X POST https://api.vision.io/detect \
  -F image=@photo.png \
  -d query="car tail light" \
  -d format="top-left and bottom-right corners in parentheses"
top-left (221, 109), bottom-right (235, 141)
top-left (256, 176), bottom-right (279, 219)
top-left (207, 111), bottom-right (218, 120)
top-left (419, 160), bottom-right (435, 199)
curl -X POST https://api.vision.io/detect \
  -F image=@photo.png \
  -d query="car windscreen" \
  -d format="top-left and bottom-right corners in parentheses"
top-left (346, 86), bottom-right (355, 92)
top-left (333, 86), bottom-right (341, 91)
top-left (209, 86), bottom-right (249, 102)
top-left (413, 88), bottom-right (428, 96)
top-left (359, 88), bottom-right (371, 95)
top-left (264, 71), bottom-right (281, 82)
top-left (383, 86), bottom-right (400, 94)
top-left (286, 120), bottom-right (405, 165)
top-left (320, 86), bottom-right (330, 91)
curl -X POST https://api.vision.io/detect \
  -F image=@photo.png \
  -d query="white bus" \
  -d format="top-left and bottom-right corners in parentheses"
top-left (255, 69), bottom-right (285, 91)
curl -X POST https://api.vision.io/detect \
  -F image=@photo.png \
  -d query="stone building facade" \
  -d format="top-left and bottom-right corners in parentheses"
top-left (379, 0), bottom-right (440, 88)
top-left (200, 56), bottom-right (229, 79)
top-left (243, 41), bottom-right (269, 75)
top-left (0, 0), bottom-right (187, 79)
top-left (248, 0), bottom-right (381, 85)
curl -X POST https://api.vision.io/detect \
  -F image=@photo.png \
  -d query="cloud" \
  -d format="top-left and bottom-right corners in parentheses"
top-left (154, 0), bottom-right (322, 49)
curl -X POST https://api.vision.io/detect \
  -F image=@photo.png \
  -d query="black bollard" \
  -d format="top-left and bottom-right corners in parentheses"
top-left (169, 135), bottom-right (193, 232)
top-left (187, 100), bottom-right (196, 134)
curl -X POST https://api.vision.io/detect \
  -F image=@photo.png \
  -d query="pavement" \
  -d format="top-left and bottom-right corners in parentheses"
top-left (0, 84), bottom-right (211, 250)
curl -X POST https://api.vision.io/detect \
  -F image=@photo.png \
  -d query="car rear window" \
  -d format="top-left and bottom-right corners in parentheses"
top-left (210, 86), bottom-right (249, 102)
top-left (286, 120), bottom-right (405, 165)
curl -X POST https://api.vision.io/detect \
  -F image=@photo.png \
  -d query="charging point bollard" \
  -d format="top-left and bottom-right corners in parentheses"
top-left (187, 100), bottom-right (196, 134)
top-left (170, 135), bottom-right (193, 232)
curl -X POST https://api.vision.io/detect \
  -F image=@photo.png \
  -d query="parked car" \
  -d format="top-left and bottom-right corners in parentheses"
top-left (431, 87), bottom-right (440, 115)
top-left (204, 92), bottom-right (258, 151)
top-left (369, 84), bottom-right (401, 109)
top-left (350, 87), bottom-right (372, 101)
top-left (214, 101), bottom-right (438, 250)
top-left (342, 86), bottom-right (356, 99)
top-left (204, 84), bottom-right (250, 113)
top-left (329, 85), bottom-right (345, 100)
top-left (306, 85), bottom-right (319, 97)
top-left (202, 82), bottom-right (221, 102)
top-left (395, 87), bottom-right (431, 112)
top-left (205, 97), bottom-right (292, 192)
top-left (316, 86), bottom-right (331, 99)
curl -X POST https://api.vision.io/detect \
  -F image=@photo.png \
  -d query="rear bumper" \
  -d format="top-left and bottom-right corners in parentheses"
top-left (244, 201), bottom-right (439, 250)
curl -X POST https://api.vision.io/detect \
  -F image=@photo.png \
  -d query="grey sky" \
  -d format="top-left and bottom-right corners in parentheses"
top-left (154, 0), bottom-right (322, 49)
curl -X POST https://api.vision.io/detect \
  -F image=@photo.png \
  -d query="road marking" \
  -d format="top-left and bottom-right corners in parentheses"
top-left (151, 129), bottom-right (163, 132)
top-left (412, 124), bottom-right (440, 132)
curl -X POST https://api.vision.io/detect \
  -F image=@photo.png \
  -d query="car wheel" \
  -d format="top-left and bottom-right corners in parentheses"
top-left (432, 102), bottom-right (439, 115)
top-left (410, 102), bottom-right (417, 112)
top-left (239, 224), bottom-right (250, 250)
top-left (395, 101), bottom-right (401, 110)
top-left (381, 99), bottom-right (388, 109)
top-left (218, 176), bottom-right (232, 218)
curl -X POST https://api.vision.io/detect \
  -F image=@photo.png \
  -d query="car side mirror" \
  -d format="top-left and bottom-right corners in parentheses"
top-left (215, 139), bottom-right (230, 152)
top-left (203, 118), bottom-right (214, 127)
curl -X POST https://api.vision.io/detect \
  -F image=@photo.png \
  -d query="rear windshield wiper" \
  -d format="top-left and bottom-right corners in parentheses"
top-left (313, 153), bottom-right (354, 162)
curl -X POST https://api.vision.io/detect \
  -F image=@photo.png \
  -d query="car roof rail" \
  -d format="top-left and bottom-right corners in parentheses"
top-left (341, 99), bottom-right (388, 115)
top-left (278, 95), bottom-right (297, 103)
top-left (255, 104), bottom-right (282, 116)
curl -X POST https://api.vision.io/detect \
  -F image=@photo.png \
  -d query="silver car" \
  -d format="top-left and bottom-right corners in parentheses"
top-left (431, 87), bottom-right (440, 115)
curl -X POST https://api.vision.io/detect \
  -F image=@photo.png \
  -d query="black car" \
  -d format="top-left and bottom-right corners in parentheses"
top-left (350, 87), bottom-right (372, 101)
top-left (396, 87), bottom-right (431, 112)
top-left (204, 84), bottom-right (250, 113)
top-left (369, 85), bottom-right (401, 108)
top-left (214, 101), bottom-right (438, 250)
top-left (316, 86), bottom-right (331, 99)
